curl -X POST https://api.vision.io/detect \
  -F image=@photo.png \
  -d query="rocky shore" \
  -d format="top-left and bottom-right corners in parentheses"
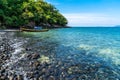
top-left (0, 32), bottom-right (120, 80)
top-left (0, 32), bottom-right (27, 80)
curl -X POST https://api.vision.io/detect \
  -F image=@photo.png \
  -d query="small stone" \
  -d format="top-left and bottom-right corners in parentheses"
top-left (49, 76), bottom-right (55, 80)
top-left (9, 76), bottom-right (14, 80)
top-left (0, 68), bottom-right (5, 73)
top-left (32, 53), bottom-right (40, 59)
top-left (33, 78), bottom-right (38, 80)
top-left (0, 75), bottom-right (7, 80)
top-left (26, 72), bottom-right (34, 78)
top-left (42, 68), bottom-right (46, 73)
top-left (79, 75), bottom-right (88, 80)
top-left (38, 55), bottom-right (50, 63)
top-left (39, 76), bottom-right (43, 80)
top-left (26, 54), bottom-right (32, 59)
top-left (33, 61), bottom-right (40, 67)
top-left (17, 75), bottom-right (23, 80)
top-left (26, 48), bottom-right (32, 51)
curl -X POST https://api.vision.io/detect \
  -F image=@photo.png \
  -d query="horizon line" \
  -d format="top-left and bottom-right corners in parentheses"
top-left (68, 25), bottom-right (120, 27)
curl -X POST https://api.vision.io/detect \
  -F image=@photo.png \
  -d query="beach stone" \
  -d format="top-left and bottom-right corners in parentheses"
top-left (33, 61), bottom-right (40, 67)
top-left (31, 78), bottom-right (38, 80)
top-left (32, 53), bottom-right (40, 59)
top-left (79, 74), bottom-right (88, 80)
top-left (68, 66), bottom-right (80, 74)
top-left (0, 75), bottom-right (8, 80)
top-left (0, 68), bottom-right (5, 73)
top-left (72, 78), bottom-right (77, 80)
top-left (26, 48), bottom-right (32, 51)
top-left (17, 75), bottom-right (23, 80)
top-left (49, 76), bottom-right (55, 80)
top-left (9, 76), bottom-right (14, 80)
top-left (26, 54), bottom-right (32, 59)
top-left (38, 55), bottom-right (50, 63)
top-left (26, 53), bottom-right (40, 60)
top-left (42, 68), bottom-right (46, 73)
top-left (26, 72), bottom-right (34, 78)
top-left (39, 76), bottom-right (43, 80)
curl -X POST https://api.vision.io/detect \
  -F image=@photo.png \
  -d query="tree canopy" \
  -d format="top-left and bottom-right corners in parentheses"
top-left (0, 0), bottom-right (68, 29)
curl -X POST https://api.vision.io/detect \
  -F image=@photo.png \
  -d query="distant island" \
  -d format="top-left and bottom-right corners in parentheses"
top-left (0, 0), bottom-right (68, 29)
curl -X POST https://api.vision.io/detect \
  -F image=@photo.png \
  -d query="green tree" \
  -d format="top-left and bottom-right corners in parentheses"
top-left (0, 0), bottom-right (68, 29)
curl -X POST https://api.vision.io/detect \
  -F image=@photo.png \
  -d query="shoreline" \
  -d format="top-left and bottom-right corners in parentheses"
top-left (0, 29), bottom-right (20, 32)
top-left (0, 26), bottom-right (71, 32)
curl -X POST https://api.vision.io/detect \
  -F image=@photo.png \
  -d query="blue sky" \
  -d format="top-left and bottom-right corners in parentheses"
top-left (45, 0), bottom-right (120, 27)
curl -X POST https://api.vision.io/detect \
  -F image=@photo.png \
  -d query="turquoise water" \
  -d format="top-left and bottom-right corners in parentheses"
top-left (17, 27), bottom-right (120, 79)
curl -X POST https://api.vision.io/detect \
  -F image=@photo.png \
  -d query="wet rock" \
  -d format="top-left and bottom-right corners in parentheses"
top-left (79, 74), bottom-right (88, 80)
top-left (38, 76), bottom-right (43, 80)
top-left (68, 66), bottom-right (81, 74)
top-left (32, 53), bottom-right (40, 59)
top-left (38, 55), bottom-right (50, 63)
top-left (49, 76), bottom-right (55, 80)
top-left (26, 53), bottom-right (40, 60)
top-left (26, 48), bottom-right (32, 51)
top-left (8, 76), bottom-right (15, 80)
top-left (26, 54), bottom-right (32, 59)
top-left (26, 72), bottom-right (34, 78)
top-left (33, 77), bottom-right (38, 80)
top-left (0, 68), bottom-right (5, 73)
top-left (42, 68), bottom-right (46, 74)
top-left (33, 61), bottom-right (40, 67)
top-left (17, 75), bottom-right (23, 80)
top-left (0, 75), bottom-right (8, 80)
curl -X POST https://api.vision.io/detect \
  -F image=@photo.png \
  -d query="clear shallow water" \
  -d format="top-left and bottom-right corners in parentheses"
top-left (16, 27), bottom-right (120, 79)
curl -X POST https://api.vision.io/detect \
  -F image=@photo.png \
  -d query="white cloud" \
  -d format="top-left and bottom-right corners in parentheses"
top-left (63, 13), bottom-right (120, 27)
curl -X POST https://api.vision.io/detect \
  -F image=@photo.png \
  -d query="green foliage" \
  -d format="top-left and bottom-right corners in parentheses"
top-left (0, 0), bottom-right (67, 28)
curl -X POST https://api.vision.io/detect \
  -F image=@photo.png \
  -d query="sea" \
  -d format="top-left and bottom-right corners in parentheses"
top-left (1, 27), bottom-right (120, 79)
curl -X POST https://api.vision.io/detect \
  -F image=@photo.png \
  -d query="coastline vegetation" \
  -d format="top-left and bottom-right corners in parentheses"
top-left (0, 0), bottom-right (68, 29)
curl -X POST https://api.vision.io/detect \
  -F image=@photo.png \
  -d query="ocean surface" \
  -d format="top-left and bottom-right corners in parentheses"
top-left (1, 27), bottom-right (120, 79)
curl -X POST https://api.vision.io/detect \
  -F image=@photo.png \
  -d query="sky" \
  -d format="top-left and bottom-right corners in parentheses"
top-left (45, 0), bottom-right (120, 27)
